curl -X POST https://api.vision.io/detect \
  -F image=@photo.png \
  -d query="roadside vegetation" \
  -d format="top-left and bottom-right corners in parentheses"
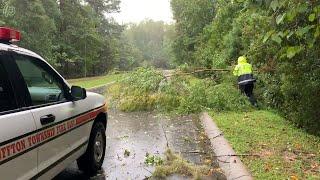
top-left (68, 74), bottom-right (124, 89)
top-left (109, 67), bottom-right (320, 179)
top-left (170, 0), bottom-right (320, 135)
top-left (108, 67), bottom-right (252, 113)
top-left (210, 111), bottom-right (320, 179)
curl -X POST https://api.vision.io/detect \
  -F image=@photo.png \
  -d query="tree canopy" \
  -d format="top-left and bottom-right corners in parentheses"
top-left (171, 0), bottom-right (320, 134)
top-left (123, 20), bottom-right (175, 68)
top-left (0, 0), bottom-right (124, 78)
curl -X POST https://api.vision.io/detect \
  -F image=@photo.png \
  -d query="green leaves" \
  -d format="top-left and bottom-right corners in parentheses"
top-left (263, 30), bottom-right (275, 43)
top-left (286, 31), bottom-right (294, 40)
top-left (171, 0), bottom-right (215, 65)
top-left (297, 3), bottom-right (308, 13)
top-left (270, 0), bottom-right (279, 12)
top-left (308, 13), bottom-right (316, 22)
top-left (315, 26), bottom-right (320, 38)
top-left (296, 26), bottom-right (314, 38)
top-left (286, 46), bottom-right (303, 59)
top-left (276, 13), bottom-right (286, 25)
top-left (144, 153), bottom-right (163, 166)
top-left (286, 10), bottom-right (297, 22)
top-left (124, 20), bottom-right (175, 68)
top-left (0, 0), bottom-right (124, 78)
top-left (271, 33), bottom-right (282, 44)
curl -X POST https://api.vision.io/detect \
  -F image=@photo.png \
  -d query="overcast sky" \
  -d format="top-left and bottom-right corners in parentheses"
top-left (110, 0), bottom-right (173, 24)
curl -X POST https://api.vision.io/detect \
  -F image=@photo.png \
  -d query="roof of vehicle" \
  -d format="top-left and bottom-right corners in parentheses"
top-left (0, 42), bottom-right (43, 60)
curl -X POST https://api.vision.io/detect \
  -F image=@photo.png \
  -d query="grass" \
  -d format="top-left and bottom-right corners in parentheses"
top-left (209, 110), bottom-right (320, 180)
top-left (67, 74), bottom-right (124, 89)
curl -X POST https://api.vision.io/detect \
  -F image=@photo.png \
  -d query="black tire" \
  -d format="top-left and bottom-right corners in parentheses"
top-left (77, 122), bottom-right (106, 176)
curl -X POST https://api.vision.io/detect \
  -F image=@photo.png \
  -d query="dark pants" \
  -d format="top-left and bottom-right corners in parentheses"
top-left (239, 83), bottom-right (257, 106)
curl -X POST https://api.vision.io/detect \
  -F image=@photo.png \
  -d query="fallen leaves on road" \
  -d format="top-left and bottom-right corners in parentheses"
top-left (118, 135), bottom-right (129, 140)
top-left (152, 149), bottom-right (224, 179)
top-left (144, 153), bottom-right (164, 166)
top-left (124, 149), bottom-right (131, 157)
top-left (208, 168), bottom-right (223, 176)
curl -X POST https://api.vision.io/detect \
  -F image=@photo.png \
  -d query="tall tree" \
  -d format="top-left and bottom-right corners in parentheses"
top-left (0, 0), bottom-right (124, 78)
top-left (171, 0), bottom-right (215, 65)
top-left (1, 0), bottom-right (57, 61)
top-left (171, 0), bottom-right (320, 134)
top-left (124, 20), bottom-right (175, 68)
top-left (86, 0), bottom-right (120, 15)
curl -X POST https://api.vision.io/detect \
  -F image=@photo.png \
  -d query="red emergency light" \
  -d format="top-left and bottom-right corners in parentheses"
top-left (0, 27), bottom-right (21, 43)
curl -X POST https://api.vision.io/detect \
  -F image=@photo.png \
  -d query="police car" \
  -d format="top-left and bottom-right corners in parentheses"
top-left (0, 27), bottom-right (108, 179)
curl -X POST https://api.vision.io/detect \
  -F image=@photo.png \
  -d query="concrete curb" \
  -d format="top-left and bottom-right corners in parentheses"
top-left (200, 112), bottom-right (253, 180)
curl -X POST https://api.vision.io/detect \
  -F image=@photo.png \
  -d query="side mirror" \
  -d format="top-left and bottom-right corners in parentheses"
top-left (71, 86), bottom-right (87, 101)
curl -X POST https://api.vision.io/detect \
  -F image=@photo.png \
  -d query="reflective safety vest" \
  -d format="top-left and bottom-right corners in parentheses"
top-left (233, 57), bottom-right (256, 85)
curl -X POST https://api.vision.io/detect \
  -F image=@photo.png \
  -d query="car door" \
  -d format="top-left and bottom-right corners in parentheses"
top-left (11, 53), bottom-right (92, 178)
top-left (0, 53), bottom-right (38, 180)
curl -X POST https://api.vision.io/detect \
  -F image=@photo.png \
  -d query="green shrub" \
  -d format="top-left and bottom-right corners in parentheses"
top-left (179, 80), bottom-right (208, 113)
top-left (193, 0), bottom-right (320, 134)
top-left (157, 76), bottom-right (188, 111)
top-left (108, 67), bottom-right (164, 111)
top-left (119, 93), bottom-right (159, 112)
top-left (206, 83), bottom-right (251, 111)
top-left (123, 67), bottom-right (163, 93)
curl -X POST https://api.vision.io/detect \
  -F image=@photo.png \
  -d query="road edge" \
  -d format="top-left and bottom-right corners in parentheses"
top-left (200, 112), bottom-right (253, 180)
top-left (87, 81), bottom-right (116, 91)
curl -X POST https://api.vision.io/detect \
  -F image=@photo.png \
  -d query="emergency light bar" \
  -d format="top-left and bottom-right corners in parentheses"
top-left (0, 27), bottom-right (21, 43)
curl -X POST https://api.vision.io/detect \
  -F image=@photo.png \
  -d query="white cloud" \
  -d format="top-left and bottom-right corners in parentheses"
top-left (109, 0), bottom-right (173, 24)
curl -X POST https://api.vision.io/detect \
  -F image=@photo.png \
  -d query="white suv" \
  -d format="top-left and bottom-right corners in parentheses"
top-left (0, 27), bottom-right (107, 179)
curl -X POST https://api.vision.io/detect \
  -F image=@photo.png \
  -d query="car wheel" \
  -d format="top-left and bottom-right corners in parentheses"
top-left (77, 122), bottom-right (106, 176)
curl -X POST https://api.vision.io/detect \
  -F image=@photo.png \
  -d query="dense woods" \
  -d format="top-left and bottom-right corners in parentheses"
top-left (0, 0), bottom-right (174, 78)
top-left (171, 0), bottom-right (320, 134)
top-left (123, 20), bottom-right (175, 69)
top-left (1, 0), bottom-right (121, 78)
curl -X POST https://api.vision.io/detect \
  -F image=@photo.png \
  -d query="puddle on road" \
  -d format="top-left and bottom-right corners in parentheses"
top-left (55, 110), bottom-right (225, 180)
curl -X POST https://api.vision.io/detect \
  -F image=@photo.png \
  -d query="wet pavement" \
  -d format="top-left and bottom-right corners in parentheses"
top-left (54, 84), bottom-right (225, 179)
top-left (54, 109), bottom-right (225, 180)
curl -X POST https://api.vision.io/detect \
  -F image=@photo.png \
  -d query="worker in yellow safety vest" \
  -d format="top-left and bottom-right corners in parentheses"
top-left (233, 56), bottom-right (257, 106)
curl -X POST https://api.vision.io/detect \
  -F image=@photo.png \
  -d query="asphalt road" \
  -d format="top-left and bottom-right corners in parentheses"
top-left (54, 109), bottom-right (225, 180)
top-left (54, 85), bottom-right (225, 179)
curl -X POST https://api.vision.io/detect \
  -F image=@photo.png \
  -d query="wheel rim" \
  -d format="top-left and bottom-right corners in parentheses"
top-left (94, 131), bottom-right (104, 162)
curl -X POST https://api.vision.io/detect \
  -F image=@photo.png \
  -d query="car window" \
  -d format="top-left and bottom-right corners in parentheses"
top-left (0, 59), bottom-right (17, 112)
top-left (14, 55), bottom-right (66, 106)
